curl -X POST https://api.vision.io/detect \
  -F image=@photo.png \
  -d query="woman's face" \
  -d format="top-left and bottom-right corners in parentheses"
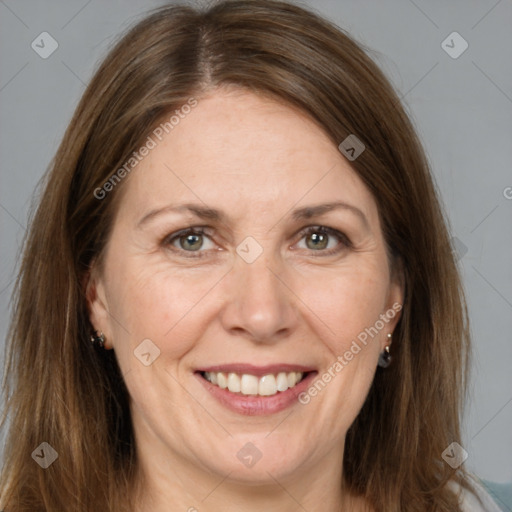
top-left (88, 87), bottom-right (402, 492)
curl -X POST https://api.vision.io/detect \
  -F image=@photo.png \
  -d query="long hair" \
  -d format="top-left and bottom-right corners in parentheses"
top-left (0, 1), bottom-right (471, 510)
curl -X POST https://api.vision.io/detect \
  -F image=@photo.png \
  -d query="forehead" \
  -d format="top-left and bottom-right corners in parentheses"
top-left (116, 88), bottom-right (378, 226)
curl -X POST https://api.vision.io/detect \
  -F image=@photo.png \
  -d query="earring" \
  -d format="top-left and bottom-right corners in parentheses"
top-left (90, 330), bottom-right (105, 349)
top-left (378, 333), bottom-right (392, 368)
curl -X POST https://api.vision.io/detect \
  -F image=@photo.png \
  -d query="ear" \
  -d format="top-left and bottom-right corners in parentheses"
top-left (383, 256), bottom-right (405, 348)
top-left (84, 264), bottom-right (113, 350)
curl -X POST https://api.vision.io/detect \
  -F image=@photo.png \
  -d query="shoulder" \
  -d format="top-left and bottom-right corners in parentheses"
top-left (448, 475), bottom-right (504, 512)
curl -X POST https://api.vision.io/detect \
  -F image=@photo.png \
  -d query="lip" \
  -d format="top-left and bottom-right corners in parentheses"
top-left (195, 366), bottom-right (318, 416)
top-left (195, 363), bottom-right (316, 377)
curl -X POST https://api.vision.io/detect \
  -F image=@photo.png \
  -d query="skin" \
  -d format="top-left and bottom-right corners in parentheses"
top-left (87, 86), bottom-right (403, 512)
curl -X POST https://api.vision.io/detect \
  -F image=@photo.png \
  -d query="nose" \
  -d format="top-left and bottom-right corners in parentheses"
top-left (219, 250), bottom-right (299, 344)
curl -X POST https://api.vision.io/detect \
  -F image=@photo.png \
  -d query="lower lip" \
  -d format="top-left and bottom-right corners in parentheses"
top-left (195, 372), bottom-right (317, 416)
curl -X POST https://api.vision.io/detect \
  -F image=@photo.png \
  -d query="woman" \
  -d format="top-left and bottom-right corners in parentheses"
top-left (0, 1), bottom-right (503, 510)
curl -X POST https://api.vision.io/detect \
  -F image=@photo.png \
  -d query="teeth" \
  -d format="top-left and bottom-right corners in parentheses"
top-left (276, 372), bottom-right (289, 392)
top-left (204, 371), bottom-right (305, 397)
top-left (241, 374), bottom-right (259, 395)
top-left (259, 374), bottom-right (276, 396)
top-left (217, 372), bottom-right (227, 389)
top-left (227, 372), bottom-right (241, 393)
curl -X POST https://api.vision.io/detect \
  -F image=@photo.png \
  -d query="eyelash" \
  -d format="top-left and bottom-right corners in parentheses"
top-left (163, 225), bottom-right (352, 259)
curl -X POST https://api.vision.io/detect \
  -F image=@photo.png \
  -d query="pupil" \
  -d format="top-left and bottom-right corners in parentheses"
top-left (307, 232), bottom-right (327, 250)
top-left (181, 234), bottom-right (202, 251)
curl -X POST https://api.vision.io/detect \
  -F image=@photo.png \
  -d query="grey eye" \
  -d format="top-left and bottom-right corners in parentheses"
top-left (297, 228), bottom-right (344, 252)
top-left (178, 233), bottom-right (204, 251)
top-left (167, 229), bottom-right (216, 253)
top-left (305, 232), bottom-right (329, 250)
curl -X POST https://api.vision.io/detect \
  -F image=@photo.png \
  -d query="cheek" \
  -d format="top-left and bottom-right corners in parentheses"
top-left (295, 270), bottom-right (387, 428)
top-left (297, 264), bottom-right (390, 352)
top-left (106, 257), bottom-right (224, 357)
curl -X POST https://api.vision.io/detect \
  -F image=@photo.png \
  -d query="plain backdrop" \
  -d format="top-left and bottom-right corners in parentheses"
top-left (1, 0), bottom-right (511, 489)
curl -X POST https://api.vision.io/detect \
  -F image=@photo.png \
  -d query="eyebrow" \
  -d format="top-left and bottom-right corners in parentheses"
top-left (137, 201), bottom-right (369, 229)
top-left (137, 204), bottom-right (223, 228)
top-left (291, 202), bottom-right (368, 228)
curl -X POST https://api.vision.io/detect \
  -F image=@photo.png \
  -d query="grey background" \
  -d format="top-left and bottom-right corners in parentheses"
top-left (1, 0), bottom-right (511, 490)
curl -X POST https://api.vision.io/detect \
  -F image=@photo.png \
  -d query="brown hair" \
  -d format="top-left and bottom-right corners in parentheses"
top-left (0, 1), bottom-right (472, 510)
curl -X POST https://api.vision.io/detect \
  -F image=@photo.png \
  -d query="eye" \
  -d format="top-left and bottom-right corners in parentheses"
top-left (163, 225), bottom-right (351, 258)
top-left (165, 227), bottom-right (216, 256)
top-left (295, 226), bottom-right (351, 255)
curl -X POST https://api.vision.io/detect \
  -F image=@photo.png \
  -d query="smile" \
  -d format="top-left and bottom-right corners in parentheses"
top-left (202, 371), bottom-right (305, 397)
top-left (195, 364), bottom-right (317, 415)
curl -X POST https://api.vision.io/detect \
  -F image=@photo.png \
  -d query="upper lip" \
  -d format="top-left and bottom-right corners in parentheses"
top-left (196, 363), bottom-right (316, 377)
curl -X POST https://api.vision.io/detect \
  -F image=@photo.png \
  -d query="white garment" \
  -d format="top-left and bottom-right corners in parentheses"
top-left (449, 476), bottom-right (504, 512)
